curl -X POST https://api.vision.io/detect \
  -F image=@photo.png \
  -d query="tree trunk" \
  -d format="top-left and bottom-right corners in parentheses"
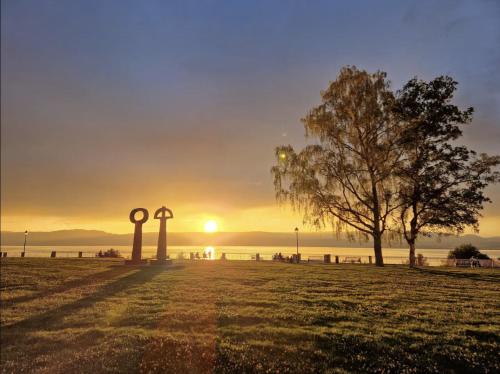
top-left (370, 178), bottom-right (384, 267)
top-left (408, 239), bottom-right (416, 268)
top-left (373, 232), bottom-right (384, 267)
top-left (408, 203), bottom-right (418, 268)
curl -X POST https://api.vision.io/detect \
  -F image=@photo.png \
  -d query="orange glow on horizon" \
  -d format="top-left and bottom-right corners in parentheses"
top-left (1, 206), bottom-right (499, 237)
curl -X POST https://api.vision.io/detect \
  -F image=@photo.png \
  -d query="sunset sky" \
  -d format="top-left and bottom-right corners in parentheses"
top-left (2, 0), bottom-right (500, 235)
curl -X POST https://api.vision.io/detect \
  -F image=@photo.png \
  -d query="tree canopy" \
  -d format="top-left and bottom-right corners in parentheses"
top-left (393, 76), bottom-right (500, 266)
top-left (272, 66), bottom-right (400, 266)
top-left (272, 67), bottom-right (499, 267)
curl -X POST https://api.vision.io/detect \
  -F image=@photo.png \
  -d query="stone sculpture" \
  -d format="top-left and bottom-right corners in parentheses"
top-left (124, 208), bottom-right (149, 265)
top-left (150, 206), bottom-right (174, 265)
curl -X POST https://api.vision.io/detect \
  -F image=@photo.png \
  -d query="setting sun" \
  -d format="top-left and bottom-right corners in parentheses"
top-left (204, 220), bottom-right (218, 233)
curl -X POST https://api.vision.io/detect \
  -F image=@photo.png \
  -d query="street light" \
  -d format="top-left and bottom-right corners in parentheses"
top-left (23, 230), bottom-right (28, 255)
top-left (294, 227), bottom-right (299, 257)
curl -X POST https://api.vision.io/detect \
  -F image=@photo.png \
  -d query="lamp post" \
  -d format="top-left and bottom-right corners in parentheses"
top-left (23, 230), bottom-right (28, 255)
top-left (294, 227), bottom-right (299, 256)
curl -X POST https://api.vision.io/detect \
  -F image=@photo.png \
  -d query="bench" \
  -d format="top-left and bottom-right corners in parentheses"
top-left (343, 256), bottom-right (362, 264)
top-left (455, 259), bottom-right (484, 268)
top-left (454, 259), bottom-right (472, 268)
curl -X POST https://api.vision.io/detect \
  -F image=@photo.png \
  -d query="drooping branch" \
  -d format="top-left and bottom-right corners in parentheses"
top-left (271, 67), bottom-right (402, 266)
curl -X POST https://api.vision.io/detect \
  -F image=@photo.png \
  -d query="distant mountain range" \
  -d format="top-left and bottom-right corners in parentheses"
top-left (1, 229), bottom-right (500, 249)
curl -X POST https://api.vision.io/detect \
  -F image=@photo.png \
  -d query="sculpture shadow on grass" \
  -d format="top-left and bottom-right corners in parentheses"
top-left (2, 266), bottom-right (136, 306)
top-left (3, 265), bottom-right (183, 337)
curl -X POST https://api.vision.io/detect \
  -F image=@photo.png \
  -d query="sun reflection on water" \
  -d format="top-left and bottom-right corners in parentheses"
top-left (204, 246), bottom-right (215, 260)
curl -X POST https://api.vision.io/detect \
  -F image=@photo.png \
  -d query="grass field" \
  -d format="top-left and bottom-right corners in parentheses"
top-left (1, 258), bottom-right (499, 373)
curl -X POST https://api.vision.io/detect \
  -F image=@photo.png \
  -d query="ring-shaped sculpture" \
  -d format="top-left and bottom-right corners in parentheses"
top-left (127, 208), bottom-right (149, 264)
top-left (130, 208), bottom-right (149, 224)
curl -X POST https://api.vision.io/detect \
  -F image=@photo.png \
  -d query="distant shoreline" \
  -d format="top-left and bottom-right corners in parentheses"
top-left (2, 245), bottom-right (499, 266)
top-left (2, 230), bottom-right (500, 249)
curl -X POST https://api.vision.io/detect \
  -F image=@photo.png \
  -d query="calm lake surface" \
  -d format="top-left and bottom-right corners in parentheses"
top-left (2, 245), bottom-right (500, 266)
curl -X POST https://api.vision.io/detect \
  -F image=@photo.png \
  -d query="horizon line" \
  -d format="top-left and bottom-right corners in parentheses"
top-left (1, 228), bottom-right (499, 239)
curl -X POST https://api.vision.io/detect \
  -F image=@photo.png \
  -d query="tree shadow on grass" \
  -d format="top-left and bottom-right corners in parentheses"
top-left (312, 331), bottom-right (499, 373)
top-left (1, 266), bottom-right (136, 306)
top-left (2, 265), bottom-right (183, 338)
top-left (413, 267), bottom-right (500, 284)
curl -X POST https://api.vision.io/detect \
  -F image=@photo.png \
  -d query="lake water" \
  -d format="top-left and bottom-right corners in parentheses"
top-left (2, 245), bottom-right (500, 266)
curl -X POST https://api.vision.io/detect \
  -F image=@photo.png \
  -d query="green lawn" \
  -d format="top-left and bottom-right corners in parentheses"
top-left (1, 258), bottom-right (499, 373)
